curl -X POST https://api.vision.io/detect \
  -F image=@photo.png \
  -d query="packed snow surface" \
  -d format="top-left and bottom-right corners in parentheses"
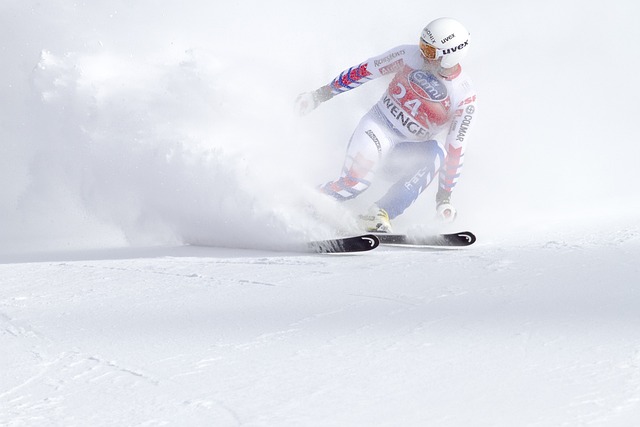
top-left (2, 0), bottom-right (640, 425)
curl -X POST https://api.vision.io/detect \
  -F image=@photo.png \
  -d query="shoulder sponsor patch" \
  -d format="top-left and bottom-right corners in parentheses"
top-left (374, 49), bottom-right (406, 67)
top-left (379, 59), bottom-right (404, 75)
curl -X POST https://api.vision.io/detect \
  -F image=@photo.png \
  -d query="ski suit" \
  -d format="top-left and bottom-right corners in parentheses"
top-left (319, 44), bottom-right (478, 219)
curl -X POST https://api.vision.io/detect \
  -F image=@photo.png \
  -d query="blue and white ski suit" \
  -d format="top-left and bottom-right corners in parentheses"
top-left (318, 44), bottom-right (478, 219)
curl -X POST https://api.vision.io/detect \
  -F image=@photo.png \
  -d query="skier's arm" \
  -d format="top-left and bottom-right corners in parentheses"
top-left (295, 46), bottom-right (410, 115)
top-left (437, 92), bottom-right (478, 218)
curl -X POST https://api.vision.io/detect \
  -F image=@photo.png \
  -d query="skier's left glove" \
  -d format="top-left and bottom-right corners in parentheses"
top-left (435, 189), bottom-right (457, 222)
top-left (294, 85), bottom-right (334, 116)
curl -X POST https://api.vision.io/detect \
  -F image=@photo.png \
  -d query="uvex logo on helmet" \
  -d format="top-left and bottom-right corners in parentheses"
top-left (441, 33), bottom-right (455, 44)
top-left (442, 39), bottom-right (469, 56)
top-left (421, 18), bottom-right (471, 68)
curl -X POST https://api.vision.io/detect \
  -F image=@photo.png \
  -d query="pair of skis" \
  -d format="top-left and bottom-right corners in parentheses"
top-left (308, 231), bottom-right (476, 253)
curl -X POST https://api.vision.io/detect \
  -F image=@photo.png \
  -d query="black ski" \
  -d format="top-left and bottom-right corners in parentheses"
top-left (308, 234), bottom-right (380, 253)
top-left (375, 231), bottom-right (476, 247)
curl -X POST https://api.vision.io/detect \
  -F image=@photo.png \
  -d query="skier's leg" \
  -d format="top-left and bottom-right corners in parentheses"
top-left (376, 140), bottom-right (444, 219)
top-left (320, 109), bottom-right (392, 201)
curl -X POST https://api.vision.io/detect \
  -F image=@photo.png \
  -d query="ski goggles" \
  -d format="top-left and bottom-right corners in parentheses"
top-left (419, 38), bottom-right (442, 60)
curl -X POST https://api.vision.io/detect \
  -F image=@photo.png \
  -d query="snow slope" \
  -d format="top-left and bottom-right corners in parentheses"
top-left (2, 223), bottom-right (640, 426)
top-left (2, 0), bottom-right (640, 425)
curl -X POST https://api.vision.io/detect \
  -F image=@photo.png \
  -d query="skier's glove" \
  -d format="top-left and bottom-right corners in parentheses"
top-left (435, 189), bottom-right (457, 223)
top-left (294, 86), bottom-right (334, 116)
top-left (294, 92), bottom-right (318, 116)
top-left (436, 202), bottom-right (457, 222)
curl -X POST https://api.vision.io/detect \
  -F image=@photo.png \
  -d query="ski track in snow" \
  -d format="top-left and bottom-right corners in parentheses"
top-left (2, 223), bottom-right (640, 426)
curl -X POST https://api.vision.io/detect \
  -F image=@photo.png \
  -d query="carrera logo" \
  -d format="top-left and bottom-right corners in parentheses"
top-left (442, 40), bottom-right (469, 56)
top-left (408, 70), bottom-right (448, 101)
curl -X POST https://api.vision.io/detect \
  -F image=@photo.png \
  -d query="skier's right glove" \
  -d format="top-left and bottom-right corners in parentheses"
top-left (436, 202), bottom-right (457, 222)
top-left (435, 188), bottom-right (457, 223)
top-left (294, 85), bottom-right (334, 116)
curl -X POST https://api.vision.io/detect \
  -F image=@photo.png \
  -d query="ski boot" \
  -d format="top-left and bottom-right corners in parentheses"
top-left (359, 206), bottom-right (393, 233)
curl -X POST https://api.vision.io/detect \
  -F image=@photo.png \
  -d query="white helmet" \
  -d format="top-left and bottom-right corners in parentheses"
top-left (419, 18), bottom-right (471, 68)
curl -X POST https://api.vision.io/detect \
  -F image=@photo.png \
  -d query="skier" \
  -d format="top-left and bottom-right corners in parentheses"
top-left (295, 17), bottom-right (477, 233)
